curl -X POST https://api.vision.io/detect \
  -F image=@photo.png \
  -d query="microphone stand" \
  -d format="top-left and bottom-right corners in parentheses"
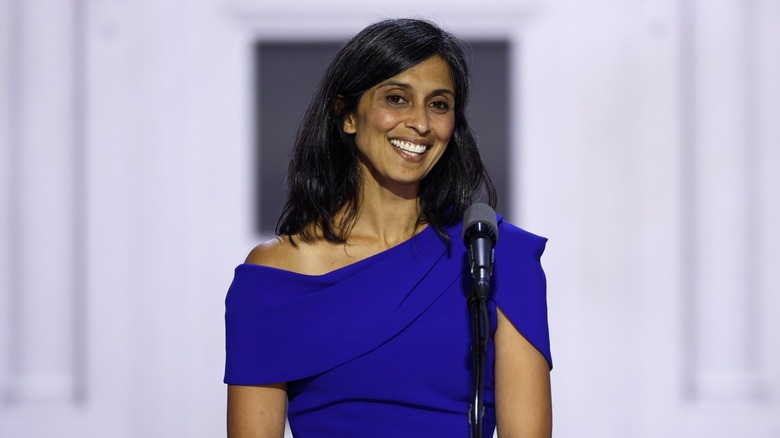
top-left (462, 204), bottom-right (497, 438)
top-left (468, 278), bottom-right (490, 438)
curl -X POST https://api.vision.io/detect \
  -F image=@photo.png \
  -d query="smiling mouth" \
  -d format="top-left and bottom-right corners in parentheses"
top-left (390, 139), bottom-right (428, 157)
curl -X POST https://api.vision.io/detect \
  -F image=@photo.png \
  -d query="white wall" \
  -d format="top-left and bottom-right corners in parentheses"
top-left (1, 0), bottom-right (778, 436)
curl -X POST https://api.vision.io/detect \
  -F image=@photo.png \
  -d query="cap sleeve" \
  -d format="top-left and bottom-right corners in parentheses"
top-left (492, 221), bottom-right (552, 369)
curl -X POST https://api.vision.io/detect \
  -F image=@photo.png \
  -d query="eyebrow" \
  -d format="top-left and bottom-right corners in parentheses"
top-left (379, 81), bottom-right (456, 97)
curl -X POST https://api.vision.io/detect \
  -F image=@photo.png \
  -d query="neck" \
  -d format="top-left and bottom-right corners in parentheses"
top-left (346, 181), bottom-right (424, 248)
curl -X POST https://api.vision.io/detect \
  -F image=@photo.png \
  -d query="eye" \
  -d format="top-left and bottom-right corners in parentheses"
top-left (429, 100), bottom-right (452, 113)
top-left (386, 94), bottom-right (407, 105)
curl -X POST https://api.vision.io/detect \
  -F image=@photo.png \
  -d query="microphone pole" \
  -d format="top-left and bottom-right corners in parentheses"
top-left (462, 203), bottom-right (498, 438)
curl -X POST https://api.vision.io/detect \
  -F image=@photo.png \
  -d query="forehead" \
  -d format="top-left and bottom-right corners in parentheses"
top-left (376, 55), bottom-right (455, 92)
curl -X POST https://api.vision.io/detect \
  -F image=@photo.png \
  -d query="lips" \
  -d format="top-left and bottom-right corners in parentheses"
top-left (389, 139), bottom-right (428, 157)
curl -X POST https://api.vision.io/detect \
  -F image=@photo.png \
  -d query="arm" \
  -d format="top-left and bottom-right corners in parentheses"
top-left (227, 241), bottom-right (292, 437)
top-left (227, 383), bottom-right (287, 438)
top-left (494, 306), bottom-right (552, 437)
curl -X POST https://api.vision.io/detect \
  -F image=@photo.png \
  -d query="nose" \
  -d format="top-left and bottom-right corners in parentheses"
top-left (405, 104), bottom-right (431, 135)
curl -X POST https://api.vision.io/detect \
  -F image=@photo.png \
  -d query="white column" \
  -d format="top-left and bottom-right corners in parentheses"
top-left (4, 0), bottom-right (83, 403)
top-left (754, 0), bottom-right (780, 403)
top-left (0, 0), bottom-right (15, 403)
top-left (687, 0), bottom-right (761, 400)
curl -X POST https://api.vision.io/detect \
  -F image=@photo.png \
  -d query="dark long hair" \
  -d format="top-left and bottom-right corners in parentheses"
top-left (276, 18), bottom-right (496, 248)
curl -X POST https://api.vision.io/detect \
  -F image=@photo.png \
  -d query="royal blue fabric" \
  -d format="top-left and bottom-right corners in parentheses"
top-left (224, 216), bottom-right (551, 437)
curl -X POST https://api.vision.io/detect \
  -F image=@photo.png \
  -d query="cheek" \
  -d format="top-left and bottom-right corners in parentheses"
top-left (431, 119), bottom-right (455, 164)
top-left (435, 117), bottom-right (456, 144)
top-left (368, 109), bottom-right (401, 131)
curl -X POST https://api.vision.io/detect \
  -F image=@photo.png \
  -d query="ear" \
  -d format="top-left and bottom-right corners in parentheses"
top-left (335, 95), bottom-right (357, 134)
top-left (343, 113), bottom-right (357, 134)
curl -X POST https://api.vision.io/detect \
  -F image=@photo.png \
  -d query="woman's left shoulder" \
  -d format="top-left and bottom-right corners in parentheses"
top-left (495, 217), bottom-right (548, 250)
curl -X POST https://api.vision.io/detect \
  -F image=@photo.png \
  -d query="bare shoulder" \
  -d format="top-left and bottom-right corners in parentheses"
top-left (244, 236), bottom-right (292, 268)
top-left (247, 232), bottom-right (372, 275)
top-left (245, 235), bottom-right (331, 275)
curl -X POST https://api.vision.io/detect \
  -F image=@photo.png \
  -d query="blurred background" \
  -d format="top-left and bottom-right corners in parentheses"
top-left (1, 0), bottom-right (778, 436)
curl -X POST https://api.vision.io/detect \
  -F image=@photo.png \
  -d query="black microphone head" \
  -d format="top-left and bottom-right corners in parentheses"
top-left (462, 203), bottom-right (498, 245)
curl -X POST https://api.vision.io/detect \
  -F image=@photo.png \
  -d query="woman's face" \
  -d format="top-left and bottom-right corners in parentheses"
top-left (343, 55), bottom-right (456, 195)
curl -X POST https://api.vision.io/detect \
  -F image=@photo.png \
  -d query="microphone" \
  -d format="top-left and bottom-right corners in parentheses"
top-left (462, 203), bottom-right (498, 299)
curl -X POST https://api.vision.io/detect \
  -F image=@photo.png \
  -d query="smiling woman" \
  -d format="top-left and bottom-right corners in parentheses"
top-left (343, 55), bottom-right (456, 196)
top-left (225, 18), bottom-right (552, 438)
top-left (271, 19), bottom-right (491, 248)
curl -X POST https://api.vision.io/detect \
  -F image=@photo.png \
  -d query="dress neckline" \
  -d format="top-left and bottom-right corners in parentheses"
top-left (239, 225), bottom-right (437, 279)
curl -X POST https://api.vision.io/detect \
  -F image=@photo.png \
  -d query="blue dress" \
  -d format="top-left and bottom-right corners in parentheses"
top-left (224, 216), bottom-right (551, 437)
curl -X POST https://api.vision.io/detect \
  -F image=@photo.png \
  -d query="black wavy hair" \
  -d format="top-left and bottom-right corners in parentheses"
top-left (276, 18), bottom-right (496, 248)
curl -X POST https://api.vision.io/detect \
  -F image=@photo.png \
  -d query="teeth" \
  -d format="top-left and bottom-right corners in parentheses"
top-left (390, 139), bottom-right (428, 155)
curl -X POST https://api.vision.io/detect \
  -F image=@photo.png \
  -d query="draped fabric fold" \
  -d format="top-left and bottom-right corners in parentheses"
top-left (225, 223), bottom-right (455, 384)
top-left (224, 216), bottom-right (551, 436)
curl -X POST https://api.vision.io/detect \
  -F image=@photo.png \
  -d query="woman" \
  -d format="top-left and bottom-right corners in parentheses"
top-left (225, 18), bottom-right (552, 437)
